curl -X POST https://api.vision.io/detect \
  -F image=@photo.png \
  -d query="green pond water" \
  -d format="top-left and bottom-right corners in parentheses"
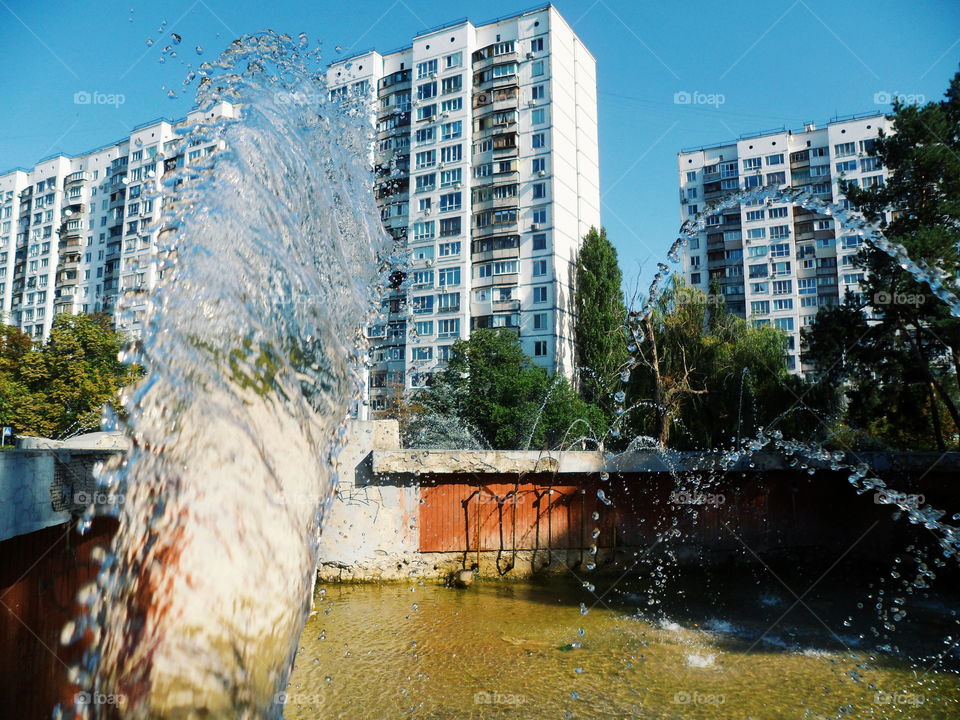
top-left (283, 575), bottom-right (960, 719)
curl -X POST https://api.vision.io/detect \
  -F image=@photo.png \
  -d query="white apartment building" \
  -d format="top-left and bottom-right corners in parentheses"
top-left (678, 112), bottom-right (892, 373)
top-left (0, 102), bottom-right (235, 341)
top-left (326, 3), bottom-right (600, 412)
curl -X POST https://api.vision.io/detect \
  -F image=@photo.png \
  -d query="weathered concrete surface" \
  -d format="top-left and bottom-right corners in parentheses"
top-left (16, 432), bottom-right (131, 451)
top-left (317, 420), bottom-right (423, 581)
top-left (371, 449), bottom-right (603, 477)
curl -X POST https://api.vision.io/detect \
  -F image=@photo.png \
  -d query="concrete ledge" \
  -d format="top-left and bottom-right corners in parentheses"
top-left (372, 449), bottom-right (604, 476)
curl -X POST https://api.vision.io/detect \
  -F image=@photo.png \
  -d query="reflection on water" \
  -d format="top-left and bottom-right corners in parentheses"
top-left (287, 577), bottom-right (960, 719)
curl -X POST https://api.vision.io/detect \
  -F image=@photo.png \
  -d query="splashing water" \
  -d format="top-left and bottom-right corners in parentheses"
top-left (65, 33), bottom-right (391, 718)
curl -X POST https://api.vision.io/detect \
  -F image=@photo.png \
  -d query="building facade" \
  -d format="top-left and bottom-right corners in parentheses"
top-left (326, 4), bottom-right (600, 411)
top-left (0, 102), bottom-right (236, 341)
top-left (677, 112), bottom-right (891, 373)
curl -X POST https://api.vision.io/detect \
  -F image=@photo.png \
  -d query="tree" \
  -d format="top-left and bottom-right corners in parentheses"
top-left (804, 70), bottom-right (960, 449)
top-left (406, 329), bottom-right (606, 450)
top-left (0, 314), bottom-right (141, 438)
top-left (574, 227), bottom-right (629, 410)
top-left (626, 277), bottom-right (829, 448)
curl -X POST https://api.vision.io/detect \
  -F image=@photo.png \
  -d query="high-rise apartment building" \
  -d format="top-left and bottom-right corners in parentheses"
top-left (0, 102), bottom-right (236, 341)
top-left (677, 112), bottom-right (891, 372)
top-left (326, 4), bottom-right (600, 411)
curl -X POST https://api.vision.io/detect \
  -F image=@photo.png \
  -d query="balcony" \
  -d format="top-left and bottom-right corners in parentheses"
top-left (64, 171), bottom-right (89, 186)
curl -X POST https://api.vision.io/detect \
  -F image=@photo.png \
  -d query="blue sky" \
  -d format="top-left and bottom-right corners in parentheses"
top-left (1, 0), bottom-right (958, 289)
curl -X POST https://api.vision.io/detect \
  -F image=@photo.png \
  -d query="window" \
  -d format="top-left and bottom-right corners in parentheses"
top-left (534, 341), bottom-right (547, 357)
top-left (687, 204), bottom-right (698, 216)
top-left (772, 280), bottom-right (792, 295)
top-left (798, 278), bottom-right (817, 295)
top-left (834, 142), bottom-right (856, 157)
top-left (411, 270), bottom-right (434, 287)
top-left (415, 320), bottom-right (434, 336)
top-left (774, 317), bottom-right (794, 331)
top-left (766, 171), bottom-right (786, 185)
top-left (690, 272), bottom-right (701, 284)
top-left (418, 198), bottom-right (431, 213)
top-left (860, 156), bottom-right (881, 172)
top-left (744, 175), bottom-right (762, 188)
top-left (441, 121), bottom-right (462, 140)
top-left (441, 97), bottom-right (462, 113)
top-left (437, 292), bottom-right (460, 312)
top-left (415, 173), bottom-right (436, 192)
top-left (438, 267), bottom-right (461, 286)
top-left (438, 241), bottom-right (461, 256)
top-left (531, 61), bottom-right (544, 77)
top-left (749, 263), bottom-right (768, 278)
top-left (532, 207), bottom-right (547, 224)
top-left (751, 301), bottom-right (770, 315)
top-left (765, 153), bottom-right (784, 165)
top-left (772, 261), bottom-right (791, 275)
top-left (816, 237), bottom-right (835, 248)
top-left (533, 285), bottom-right (547, 303)
top-left (417, 59), bottom-right (438, 79)
top-left (445, 52), bottom-right (462, 68)
top-left (413, 295), bottom-right (434, 314)
top-left (530, 37), bottom-right (544, 52)
top-left (533, 313), bottom-right (548, 330)
top-left (441, 75), bottom-right (462, 94)
top-left (438, 318), bottom-right (460, 337)
top-left (415, 150), bottom-right (436, 169)
top-left (531, 85), bottom-right (545, 100)
top-left (531, 108), bottom-right (545, 125)
top-left (747, 228), bottom-right (766, 240)
top-left (416, 127), bottom-right (435, 144)
top-left (686, 171), bottom-right (697, 182)
top-left (746, 210), bottom-right (765, 221)
top-left (532, 183), bottom-right (546, 200)
top-left (836, 159), bottom-right (858, 173)
top-left (743, 157), bottom-right (761, 171)
top-left (440, 168), bottom-right (462, 187)
top-left (412, 347), bottom-right (433, 361)
top-left (532, 233), bottom-right (547, 251)
top-left (533, 259), bottom-right (547, 276)
top-left (416, 104), bottom-right (437, 121)
top-left (439, 217), bottom-right (461, 236)
top-left (768, 207), bottom-right (788, 219)
top-left (440, 145), bottom-right (462, 163)
top-left (439, 192), bottom-right (461, 212)
top-left (770, 225), bottom-right (790, 240)
top-left (773, 298), bottom-right (793, 311)
top-left (687, 188), bottom-right (698, 199)
top-left (413, 221), bottom-right (435, 240)
top-left (532, 133), bottom-right (546, 149)
top-left (532, 157), bottom-right (546, 174)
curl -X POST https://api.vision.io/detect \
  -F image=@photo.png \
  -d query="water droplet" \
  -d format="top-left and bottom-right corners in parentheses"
top-left (171, 32), bottom-right (182, 44)
top-left (167, 90), bottom-right (177, 99)
top-left (195, 45), bottom-right (204, 55)
top-left (146, 38), bottom-right (154, 47)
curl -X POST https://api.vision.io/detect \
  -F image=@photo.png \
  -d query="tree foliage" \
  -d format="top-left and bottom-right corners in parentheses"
top-left (0, 313), bottom-right (141, 438)
top-left (626, 277), bottom-right (832, 449)
top-left (574, 227), bottom-right (629, 410)
top-left (804, 70), bottom-right (960, 449)
top-left (404, 329), bottom-right (606, 450)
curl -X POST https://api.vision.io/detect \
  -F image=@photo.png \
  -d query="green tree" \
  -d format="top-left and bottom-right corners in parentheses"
top-left (627, 277), bottom-right (829, 448)
top-left (0, 313), bottom-right (141, 438)
top-left (804, 70), bottom-right (960, 449)
top-left (574, 227), bottom-right (629, 410)
top-left (406, 329), bottom-right (606, 450)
